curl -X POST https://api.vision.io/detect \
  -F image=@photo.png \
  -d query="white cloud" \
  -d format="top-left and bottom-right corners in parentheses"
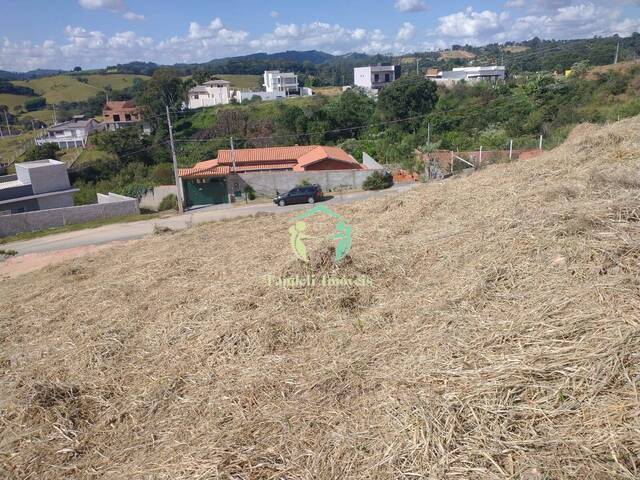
top-left (431, 4), bottom-right (640, 46)
top-left (396, 22), bottom-right (416, 41)
top-left (2, 5), bottom-right (639, 72)
top-left (270, 11), bottom-right (280, 18)
top-left (78, 0), bottom-right (144, 21)
top-left (394, 0), bottom-right (429, 12)
top-left (78, 0), bottom-right (124, 9)
top-left (123, 11), bottom-right (145, 21)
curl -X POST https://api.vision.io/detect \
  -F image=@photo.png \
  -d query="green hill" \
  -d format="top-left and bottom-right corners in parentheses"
top-left (13, 74), bottom-right (149, 104)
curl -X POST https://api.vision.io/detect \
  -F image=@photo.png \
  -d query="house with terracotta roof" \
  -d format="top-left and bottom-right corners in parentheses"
top-left (103, 100), bottom-right (141, 131)
top-left (178, 145), bottom-right (365, 207)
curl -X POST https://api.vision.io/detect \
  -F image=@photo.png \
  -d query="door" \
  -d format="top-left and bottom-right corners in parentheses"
top-left (184, 178), bottom-right (228, 206)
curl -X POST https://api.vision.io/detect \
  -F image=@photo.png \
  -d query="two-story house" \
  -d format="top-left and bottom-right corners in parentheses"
top-left (35, 116), bottom-right (103, 150)
top-left (188, 79), bottom-right (232, 109)
top-left (263, 71), bottom-right (299, 96)
top-left (103, 100), bottom-right (141, 131)
top-left (354, 65), bottom-right (401, 93)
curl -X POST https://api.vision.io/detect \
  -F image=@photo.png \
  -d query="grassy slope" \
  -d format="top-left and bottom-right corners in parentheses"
top-left (13, 74), bottom-right (149, 104)
top-left (0, 131), bottom-right (37, 162)
top-left (1, 118), bottom-right (639, 478)
top-left (0, 93), bottom-right (30, 110)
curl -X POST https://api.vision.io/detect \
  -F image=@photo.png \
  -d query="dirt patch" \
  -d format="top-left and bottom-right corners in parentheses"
top-left (0, 242), bottom-right (130, 278)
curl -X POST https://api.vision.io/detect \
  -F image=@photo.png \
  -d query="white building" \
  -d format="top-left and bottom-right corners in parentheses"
top-left (188, 80), bottom-right (232, 109)
top-left (426, 66), bottom-right (506, 85)
top-left (263, 70), bottom-right (299, 96)
top-left (35, 117), bottom-right (103, 150)
top-left (353, 65), bottom-right (401, 92)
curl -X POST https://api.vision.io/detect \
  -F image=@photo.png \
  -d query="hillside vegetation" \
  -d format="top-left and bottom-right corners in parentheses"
top-left (1, 117), bottom-right (639, 478)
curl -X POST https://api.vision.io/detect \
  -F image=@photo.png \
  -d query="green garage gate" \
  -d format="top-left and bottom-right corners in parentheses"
top-left (183, 178), bottom-right (228, 207)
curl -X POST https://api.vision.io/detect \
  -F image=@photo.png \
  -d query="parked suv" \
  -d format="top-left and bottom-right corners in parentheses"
top-left (274, 185), bottom-right (323, 206)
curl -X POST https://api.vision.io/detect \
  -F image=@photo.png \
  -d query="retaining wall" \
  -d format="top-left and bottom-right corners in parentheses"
top-left (0, 193), bottom-right (139, 237)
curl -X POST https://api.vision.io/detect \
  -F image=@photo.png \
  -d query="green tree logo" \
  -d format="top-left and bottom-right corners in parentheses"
top-left (289, 205), bottom-right (353, 263)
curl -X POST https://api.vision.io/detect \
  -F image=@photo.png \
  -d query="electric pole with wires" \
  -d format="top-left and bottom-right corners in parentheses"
top-left (166, 105), bottom-right (185, 214)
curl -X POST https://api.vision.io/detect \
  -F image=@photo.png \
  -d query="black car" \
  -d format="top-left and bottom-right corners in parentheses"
top-left (274, 185), bottom-right (323, 206)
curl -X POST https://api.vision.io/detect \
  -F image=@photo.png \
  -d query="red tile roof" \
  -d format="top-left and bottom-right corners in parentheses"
top-left (179, 145), bottom-right (361, 179)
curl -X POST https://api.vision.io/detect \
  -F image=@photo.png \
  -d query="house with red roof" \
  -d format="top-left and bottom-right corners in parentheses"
top-left (178, 145), bottom-right (365, 206)
top-left (103, 100), bottom-right (141, 131)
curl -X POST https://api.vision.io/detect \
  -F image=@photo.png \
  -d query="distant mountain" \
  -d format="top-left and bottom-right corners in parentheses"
top-left (0, 68), bottom-right (64, 81)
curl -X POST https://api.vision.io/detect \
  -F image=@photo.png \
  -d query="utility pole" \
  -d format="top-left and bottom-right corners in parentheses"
top-left (165, 105), bottom-right (184, 214)
top-left (416, 58), bottom-right (420, 75)
top-left (614, 41), bottom-right (620, 64)
top-left (52, 104), bottom-right (57, 125)
top-left (230, 136), bottom-right (237, 172)
top-left (4, 110), bottom-right (12, 136)
top-left (509, 139), bottom-right (513, 160)
top-left (31, 119), bottom-right (36, 131)
top-left (427, 123), bottom-right (431, 144)
top-left (539, 134), bottom-right (543, 150)
top-left (478, 145), bottom-right (483, 168)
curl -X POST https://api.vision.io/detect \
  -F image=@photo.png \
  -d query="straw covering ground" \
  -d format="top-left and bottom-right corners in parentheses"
top-left (1, 118), bottom-right (639, 479)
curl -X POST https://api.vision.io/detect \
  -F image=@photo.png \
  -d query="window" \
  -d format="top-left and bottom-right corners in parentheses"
top-left (113, 115), bottom-right (121, 122)
top-left (374, 74), bottom-right (380, 82)
top-left (385, 73), bottom-right (390, 82)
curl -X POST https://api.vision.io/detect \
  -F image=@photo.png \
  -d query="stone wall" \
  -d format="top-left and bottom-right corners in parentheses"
top-left (0, 193), bottom-right (139, 238)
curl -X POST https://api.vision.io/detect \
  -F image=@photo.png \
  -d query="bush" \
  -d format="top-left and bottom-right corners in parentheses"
top-left (22, 143), bottom-right (59, 161)
top-left (158, 194), bottom-right (178, 211)
top-left (243, 185), bottom-right (256, 201)
top-left (363, 171), bottom-right (393, 191)
top-left (24, 96), bottom-right (46, 111)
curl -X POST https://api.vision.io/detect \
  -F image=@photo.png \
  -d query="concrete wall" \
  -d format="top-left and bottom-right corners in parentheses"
top-left (228, 168), bottom-right (382, 197)
top-left (139, 185), bottom-right (178, 210)
top-left (0, 193), bottom-right (139, 238)
top-left (37, 192), bottom-right (75, 210)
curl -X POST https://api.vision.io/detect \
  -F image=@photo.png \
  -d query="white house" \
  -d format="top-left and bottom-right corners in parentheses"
top-left (35, 117), bottom-right (103, 150)
top-left (188, 80), bottom-right (232, 109)
top-left (263, 70), bottom-right (299, 96)
top-left (353, 65), bottom-right (401, 92)
top-left (426, 66), bottom-right (506, 85)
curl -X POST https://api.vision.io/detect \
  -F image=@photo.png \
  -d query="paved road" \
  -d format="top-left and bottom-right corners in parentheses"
top-left (4, 184), bottom-right (417, 256)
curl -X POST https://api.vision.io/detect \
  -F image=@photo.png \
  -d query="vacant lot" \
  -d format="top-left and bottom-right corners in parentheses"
top-left (1, 118), bottom-right (639, 478)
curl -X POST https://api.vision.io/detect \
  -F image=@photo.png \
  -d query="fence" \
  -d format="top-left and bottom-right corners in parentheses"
top-left (419, 148), bottom-right (544, 179)
top-left (0, 193), bottom-right (139, 237)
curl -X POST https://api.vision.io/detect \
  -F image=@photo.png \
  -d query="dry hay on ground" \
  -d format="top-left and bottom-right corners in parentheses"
top-left (1, 118), bottom-right (640, 478)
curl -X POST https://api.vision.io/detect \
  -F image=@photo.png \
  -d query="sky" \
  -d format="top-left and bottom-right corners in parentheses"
top-left (1, 0), bottom-right (640, 71)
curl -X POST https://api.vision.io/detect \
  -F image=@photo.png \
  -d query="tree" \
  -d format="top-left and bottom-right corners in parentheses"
top-left (24, 96), bottom-right (46, 111)
top-left (377, 75), bottom-right (438, 130)
top-left (326, 88), bottom-right (376, 140)
top-left (135, 68), bottom-right (185, 130)
top-left (23, 143), bottom-right (59, 161)
top-left (73, 66), bottom-right (82, 72)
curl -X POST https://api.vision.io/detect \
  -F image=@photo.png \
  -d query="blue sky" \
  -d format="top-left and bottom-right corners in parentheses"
top-left (2, 0), bottom-right (639, 71)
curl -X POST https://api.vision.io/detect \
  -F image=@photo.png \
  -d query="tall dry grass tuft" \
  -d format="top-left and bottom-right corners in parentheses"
top-left (1, 117), bottom-right (640, 479)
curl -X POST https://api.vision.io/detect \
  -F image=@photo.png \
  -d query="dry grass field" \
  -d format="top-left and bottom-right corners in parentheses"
top-left (1, 118), bottom-right (639, 478)
top-left (439, 50), bottom-right (476, 60)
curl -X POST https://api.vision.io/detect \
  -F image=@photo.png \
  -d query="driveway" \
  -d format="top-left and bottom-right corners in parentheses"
top-left (2, 184), bottom-right (417, 257)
